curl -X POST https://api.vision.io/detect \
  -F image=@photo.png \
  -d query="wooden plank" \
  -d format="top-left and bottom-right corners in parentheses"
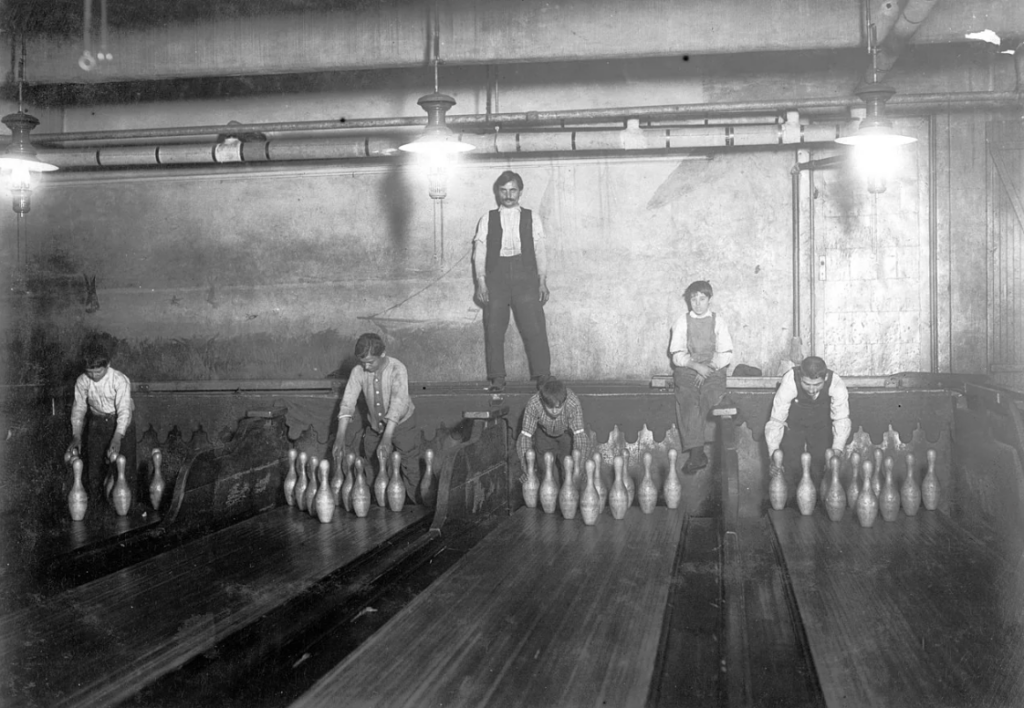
top-left (295, 506), bottom-right (687, 708)
top-left (0, 505), bottom-right (430, 708)
top-left (770, 509), bottom-right (1024, 707)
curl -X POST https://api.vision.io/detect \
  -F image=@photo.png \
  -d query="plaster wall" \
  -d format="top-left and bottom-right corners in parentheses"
top-left (809, 117), bottom-right (931, 375)
top-left (6, 150), bottom-right (797, 382)
top-left (0, 53), bottom-right (1008, 384)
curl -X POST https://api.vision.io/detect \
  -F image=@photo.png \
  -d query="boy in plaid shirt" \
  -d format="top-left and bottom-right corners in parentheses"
top-left (516, 376), bottom-right (591, 475)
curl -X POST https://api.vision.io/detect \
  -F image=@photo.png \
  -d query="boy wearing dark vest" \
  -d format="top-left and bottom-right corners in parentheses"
top-left (764, 356), bottom-right (851, 495)
top-left (472, 170), bottom-right (551, 393)
top-left (670, 280), bottom-right (734, 473)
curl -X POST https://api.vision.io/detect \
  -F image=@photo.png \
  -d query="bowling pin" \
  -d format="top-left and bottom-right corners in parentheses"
top-left (572, 449), bottom-right (583, 485)
top-left (879, 456), bottom-right (900, 522)
top-left (150, 448), bottom-right (166, 511)
top-left (592, 452), bottom-right (607, 512)
top-left (562, 455), bottom-right (575, 491)
top-left (305, 455), bottom-right (320, 515)
top-left (559, 455), bottom-right (579, 520)
top-left (768, 449), bottom-right (787, 511)
top-left (523, 449), bottom-right (540, 508)
top-left (351, 458), bottom-right (371, 518)
top-left (68, 456), bottom-right (88, 521)
top-left (824, 455), bottom-right (846, 522)
top-left (922, 448), bottom-right (940, 510)
top-left (314, 459), bottom-right (336, 523)
top-left (638, 452), bottom-right (658, 514)
top-left (539, 451), bottom-right (559, 514)
top-left (580, 459), bottom-right (600, 526)
top-left (420, 448), bottom-right (437, 508)
top-left (820, 449), bottom-right (834, 502)
top-left (622, 452), bottom-right (635, 508)
top-left (901, 452), bottom-right (921, 516)
top-left (872, 448), bottom-right (883, 498)
top-left (856, 459), bottom-right (878, 527)
top-left (664, 448), bottom-right (682, 510)
top-left (846, 451), bottom-right (861, 510)
top-left (283, 448), bottom-right (298, 506)
top-left (796, 452), bottom-right (816, 516)
top-left (111, 454), bottom-right (132, 517)
top-left (330, 450), bottom-right (344, 507)
top-left (374, 448), bottom-right (389, 508)
top-left (295, 451), bottom-right (309, 511)
top-left (105, 463), bottom-right (116, 500)
top-left (609, 455), bottom-right (629, 520)
top-left (341, 452), bottom-right (356, 513)
top-left (387, 450), bottom-right (406, 511)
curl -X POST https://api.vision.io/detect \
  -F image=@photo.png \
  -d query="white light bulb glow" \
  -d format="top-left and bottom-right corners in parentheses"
top-left (851, 142), bottom-right (902, 191)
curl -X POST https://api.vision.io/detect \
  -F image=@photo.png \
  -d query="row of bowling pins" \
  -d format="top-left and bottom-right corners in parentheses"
top-left (770, 447), bottom-right (940, 527)
top-left (65, 447), bottom-right (166, 520)
top-left (282, 447), bottom-right (436, 524)
top-left (523, 448), bottom-right (683, 525)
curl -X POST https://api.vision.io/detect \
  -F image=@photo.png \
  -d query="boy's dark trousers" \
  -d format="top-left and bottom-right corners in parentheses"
top-left (530, 426), bottom-right (573, 485)
top-left (83, 412), bottom-right (137, 511)
top-left (361, 413), bottom-right (421, 503)
top-left (673, 367), bottom-right (727, 450)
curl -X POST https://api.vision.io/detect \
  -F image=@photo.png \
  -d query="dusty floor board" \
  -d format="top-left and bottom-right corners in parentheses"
top-left (771, 508), bottom-right (1024, 707)
top-left (295, 506), bottom-right (688, 708)
top-left (0, 505), bottom-right (430, 708)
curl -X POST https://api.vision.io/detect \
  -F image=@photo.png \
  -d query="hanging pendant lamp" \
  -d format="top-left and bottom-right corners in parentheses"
top-left (836, 23), bottom-right (916, 149)
top-left (399, 3), bottom-right (473, 157)
top-left (1, 61), bottom-right (58, 215)
top-left (399, 91), bottom-right (474, 155)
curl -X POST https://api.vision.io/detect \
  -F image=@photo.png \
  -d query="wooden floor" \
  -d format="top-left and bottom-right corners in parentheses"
top-left (0, 505), bottom-right (430, 708)
top-left (771, 508), bottom-right (1024, 708)
top-left (294, 506), bottom-right (688, 708)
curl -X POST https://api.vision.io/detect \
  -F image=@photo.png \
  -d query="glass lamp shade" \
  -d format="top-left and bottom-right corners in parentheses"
top-left (0, 112), bottom-right (58, 172)
top-left (836, 117), bottom-right (917, 147)
top-left (835, 81), bottom-right (916, 147)
top-left (399, 92), bottom-right (474, 155)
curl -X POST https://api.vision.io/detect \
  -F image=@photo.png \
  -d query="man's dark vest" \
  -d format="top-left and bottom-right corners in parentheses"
top-left (792, 367), bottom-right (833, 406)
top-left (485, 208), bottom-right (536, 275)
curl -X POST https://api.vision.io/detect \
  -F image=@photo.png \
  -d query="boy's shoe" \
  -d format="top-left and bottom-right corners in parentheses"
top-left (487, 377), bottom-right (506, 393)
top-left (683, 447), bottom-right (708, 473)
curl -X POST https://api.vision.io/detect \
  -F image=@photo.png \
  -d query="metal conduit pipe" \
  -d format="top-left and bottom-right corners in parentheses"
top-left (32, 91), bottom-right (1023, 145)
top-left (38, 121), bottom-right (850, 169)
top-left (867, 0), bottom-right (940, 86)
top-left (791, 162), bottom-right (801, 352)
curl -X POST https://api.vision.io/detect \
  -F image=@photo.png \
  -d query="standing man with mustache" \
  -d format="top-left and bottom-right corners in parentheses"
top-left (472, 170), bottom-right (551, 393)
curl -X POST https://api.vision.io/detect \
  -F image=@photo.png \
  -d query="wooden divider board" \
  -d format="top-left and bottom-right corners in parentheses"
top-left (0, 505), bottom-right (430, 708)
top-left (295, 506), bottom-right (688, 708)
top-left (771, 509), bottom-right (1024, 707)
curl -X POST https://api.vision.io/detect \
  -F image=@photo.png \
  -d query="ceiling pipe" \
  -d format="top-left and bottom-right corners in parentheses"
top-left (38, 120), bottom-right (850, 170)
top-left (862, 0), bottom-right (939, 87)
top-left (31, 90), bottom-right (1022, 146)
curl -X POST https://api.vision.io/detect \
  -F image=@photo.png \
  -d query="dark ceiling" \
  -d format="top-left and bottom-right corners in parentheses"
top-left (1, 0), bottom-right (392, 38)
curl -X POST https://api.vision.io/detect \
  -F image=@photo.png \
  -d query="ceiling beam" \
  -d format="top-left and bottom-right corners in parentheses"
top-left (4, 0), bottom-right (1020, 87)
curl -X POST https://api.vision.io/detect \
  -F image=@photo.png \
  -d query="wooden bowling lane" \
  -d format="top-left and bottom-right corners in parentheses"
top-left (0, 505), bottom-right (430, 708)
top-left (293, 506), bottom-right (688, 708)
top-left (770, 509), bottom-right (1024, 707)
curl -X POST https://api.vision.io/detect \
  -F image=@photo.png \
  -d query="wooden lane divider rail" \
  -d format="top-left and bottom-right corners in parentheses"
top-left (294, 506), bottom-right (688, 708)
